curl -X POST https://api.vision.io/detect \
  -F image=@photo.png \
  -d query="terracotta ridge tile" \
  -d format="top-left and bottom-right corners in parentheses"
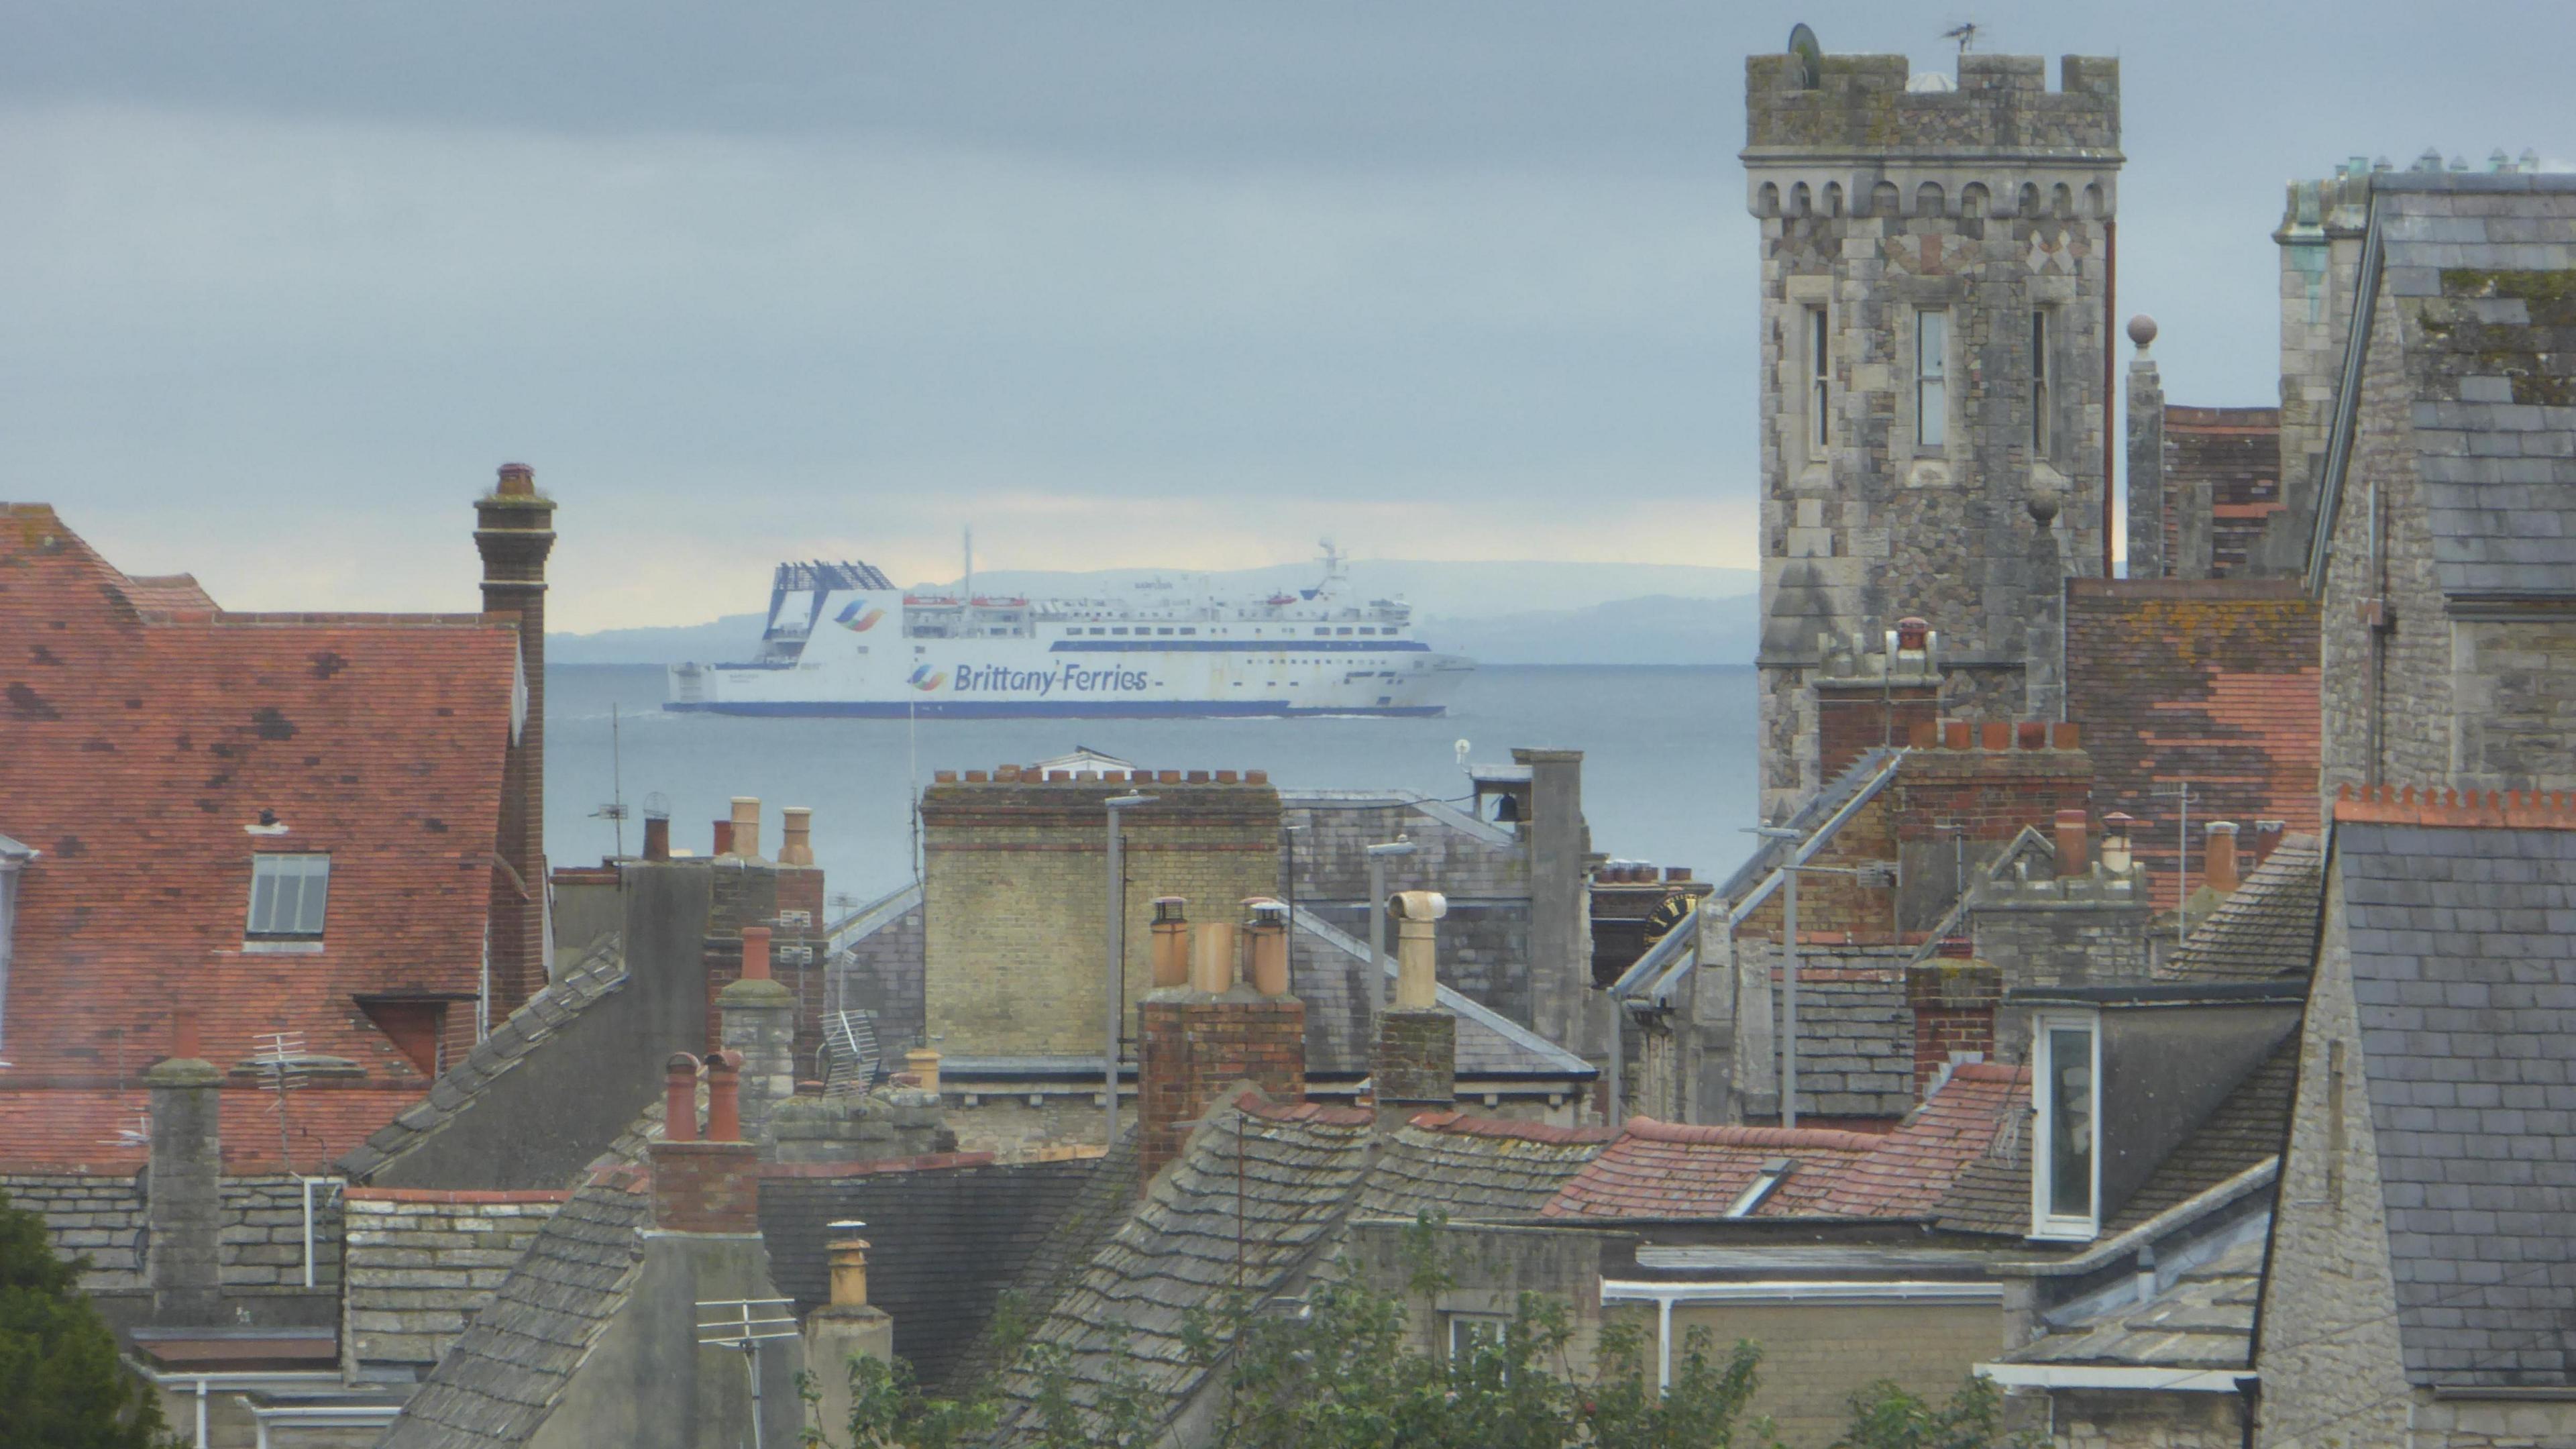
top-left (1614, 1118), bottom-right (1887, 1151)
top-left (2334, 784), bottom-right (2576, 830)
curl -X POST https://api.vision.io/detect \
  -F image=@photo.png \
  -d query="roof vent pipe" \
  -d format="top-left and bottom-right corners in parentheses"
top-left (1150, 898), bottom-right (1191, 989)
top-left (1390, 891), bottom-right (1448, 1011)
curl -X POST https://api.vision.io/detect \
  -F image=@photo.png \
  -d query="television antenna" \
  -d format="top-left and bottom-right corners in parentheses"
top-left (696, 1297), bottom-right (798, 1449)
top-left (253, 1031), bottom-right (309, 1174)
top-left (1942, 21), bottom-right (1980, 56)
top-left (590, 702), bottom-right (629, 856)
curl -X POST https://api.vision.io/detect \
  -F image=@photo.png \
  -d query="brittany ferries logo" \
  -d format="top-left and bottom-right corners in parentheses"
top-left (907, 665), bottom-right (948, 691)
top-left (835, 600), bottom-right (886, 632)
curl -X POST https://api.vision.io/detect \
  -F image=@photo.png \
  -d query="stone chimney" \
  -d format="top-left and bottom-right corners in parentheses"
top-left (1517, 749), bottom-right (1593, 1061)
top-left (476, 462), bottom-right (557, 1021)
top-left (2205, 821), bottom-right (2241, 896)
top-left (146, 1010), bottom-right (223, 1324)
top-left (719, 926), bottom-right (797, 1148)
top-left (2054, 808), bottom-right (2089, 877)
top-left (2125, 316), bottom-right (2166, 580)
top-left (1136, 896), bottom-right (1305, 1185)
top-left (1371, 890), bottom-right (1455, 1116)
top-left (802, 1220), bottom-right (895, 1432)
top-left (652, 1051), bottom-right (759, 1233)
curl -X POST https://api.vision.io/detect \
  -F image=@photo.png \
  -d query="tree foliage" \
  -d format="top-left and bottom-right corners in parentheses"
top-left (0, 1191), bottom-right (175, 1449)
top-left (1832, 1375), bottom-right (2021, 1449)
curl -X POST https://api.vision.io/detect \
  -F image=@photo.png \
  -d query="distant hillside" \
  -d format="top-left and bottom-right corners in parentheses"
top-left (1419, 594), bottom-right (1756, 665)
top-left (550, 559), bottom-right (1761, 667)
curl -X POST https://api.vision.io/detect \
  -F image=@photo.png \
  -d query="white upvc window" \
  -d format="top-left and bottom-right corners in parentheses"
top-left (248, 853), bottom-right (332, 939)
top-left (1916, 309), bottom-right (1949, 448)
top-left (2031, 307), bottom-right (2054, 455)
top-left (1449, 1313), bottom-right (1513, 1366)
top-left (1806, 305), bottom-right (1831, 458)
top-left (2031, 1012), bottom-right (2100, 1240)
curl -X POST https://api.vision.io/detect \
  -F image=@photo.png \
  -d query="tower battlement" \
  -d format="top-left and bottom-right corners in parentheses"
top-left (1746, 53), bottom-right (2119, 158)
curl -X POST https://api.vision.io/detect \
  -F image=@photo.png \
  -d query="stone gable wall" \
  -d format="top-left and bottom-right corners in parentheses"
top-left (2, 1173), bottom-right (346, 1293)
top-left (341, 1189), bottom-right (564, 1377)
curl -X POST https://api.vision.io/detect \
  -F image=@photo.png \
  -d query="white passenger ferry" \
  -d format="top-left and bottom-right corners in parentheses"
top-left (665, 544), bottom-right (1472, 718)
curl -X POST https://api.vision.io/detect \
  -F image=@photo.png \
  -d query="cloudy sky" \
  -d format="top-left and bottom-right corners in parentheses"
top-left (7, 1), bottom-right (2568, 631)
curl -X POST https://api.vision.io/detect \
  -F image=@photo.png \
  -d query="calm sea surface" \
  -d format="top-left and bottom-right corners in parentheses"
top-left (544, 664), bottom-right (1760, 906)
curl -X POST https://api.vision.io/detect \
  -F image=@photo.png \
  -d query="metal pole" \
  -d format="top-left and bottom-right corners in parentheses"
top-left (1606, 996), bottom-right (1623, 1129)
top-left (1107, 807), bottom-right (1125, 1146)
top-left (747, 1342), bottom-right (764, 1449)
top-left (1104, 795), bottom-right (1154, 1146)
top-left (1366, 852), bottom-right (1387, 1020)
top-left (1782, 865), bottom-right (1801, 1130)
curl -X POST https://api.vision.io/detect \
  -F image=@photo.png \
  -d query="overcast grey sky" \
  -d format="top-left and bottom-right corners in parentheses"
top-left (7, 1), bottom-right (2569, 631)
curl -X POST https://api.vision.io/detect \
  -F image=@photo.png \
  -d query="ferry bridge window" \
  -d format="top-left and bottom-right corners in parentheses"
top-left (1179, 627), bottom-right (1197, 635)
top-left (1112, 627), bottom-right (1128, 635)
top-left (1314, 628), bottom-right (1330, 636)
top-left (1337, 627), bottom-right (1353, 635)
top-left (1158, 627), bottom-right (1175, 635)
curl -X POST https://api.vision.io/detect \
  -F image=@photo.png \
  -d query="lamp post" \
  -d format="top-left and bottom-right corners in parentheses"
top-left (1104, 794), bottom-right (1156, 1145)
top-left (1364, 839), bottom-right (1418, 1017)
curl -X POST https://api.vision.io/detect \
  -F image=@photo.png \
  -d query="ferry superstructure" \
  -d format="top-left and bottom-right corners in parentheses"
top-left (664, 545), bottom-right (1473, 717)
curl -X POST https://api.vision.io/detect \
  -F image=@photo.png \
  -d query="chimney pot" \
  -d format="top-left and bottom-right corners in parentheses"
top-left (903, 1046), bottom-right (941, 1096)
top-left (1215, 769), bottom-right (1239, 784)
top-left (665, 1053), bottom-right (701, 1141)
top-left (2206, 822), bottom-right (2241, 896)
top-left (1046, 770), bottom-right (1070, 782)
top-left (1896, 616), bottom-right (1931, 651)
top-left (2101, 812), bottom-right (2136, 874)
top-left (1189, 921), bottom-right (1239, 994)
top-left (1246, 770), bottom-right (1269, 784)
top-left (1242, 898), bottom-right (1291, 996)
top-left (2050, 721), bottom-right (2082, 749)
top-left (2017, 721), bottom-right (2047, 750)
top-left (643, 815), bottom-right (672, 861)
top-left (1664, 866), bottom-right (1693, 883)
top-left (172, 1008), bottom-right (201, 1063)
top-left (1158, 770), bottom-right (1182, 784)
top-left (1390, 890), bottom-right (1448, 1011)
top-left (706, 1051), bottom-right (743, 1142)
top-left (780, 806), bottom-right (815, 866)
top-left (828, 1232), bottom-right (873, 1308)
top-left (965, 769), bottom-right (988, 783)
top-left (1907, 718), bottom-right (1939, 747)
top-left (494, 462), bottom-right (537, 497)
top-left (1184, 769), bottom-right (1208, 784)
top-left (728, 797), bottom-right (763, 860)
top-left (1980, 721), bottom-right (2011, 750)
top-left (712, 819), bottom-right (735, 857)
top-left (1941, 720), bottom-right (1971, 749)
top-left (934, 769), bottom-right (958, 784)
top-left (741, 925), bottom-right (771, 982)
top-left (1150, 898), bottom-right (1191, 989)
top-left (2053, 808), bottom-right (2089, 877)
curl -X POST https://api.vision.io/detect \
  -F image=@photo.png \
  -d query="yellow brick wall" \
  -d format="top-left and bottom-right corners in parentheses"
top-left (1670, 1300), bottom-right (2005, 1448)
top-left (923, 780), bottom-right (1281, 1057)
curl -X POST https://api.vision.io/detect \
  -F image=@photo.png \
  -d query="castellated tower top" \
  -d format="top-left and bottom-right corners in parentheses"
top-left (1745, 52), bottom-right (2120, 159)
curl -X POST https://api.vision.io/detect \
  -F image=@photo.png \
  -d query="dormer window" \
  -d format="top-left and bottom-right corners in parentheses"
top-left (2031, 1012), bottom-right (2099, 1240)
top-left (247, 853), bottom-right (331, 940)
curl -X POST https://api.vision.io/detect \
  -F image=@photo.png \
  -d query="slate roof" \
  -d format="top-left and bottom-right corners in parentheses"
top-left (2311, 174), bottom-right (2576, 604)
top-left (1358, 1112), bottom-right (1613, 1222)
top-left (1776, 965), bottom-right (1917, 1120)
top-left (336, 937), bottom-right (627, 1182)
top-left (0, 504), bottom-right (519, 1166)
top-left (760, 1152), bottom-right (1099, 1393)
top-left (1290, 911), bottom-right (1593, 1082)
top-left (2334, 817), bottom-right (2576, 1387)
top-left (2000, 1236), bottom-right (2265, 1371)
top-left (947, 1131), bottom-right (1142, 1397)
top-left (1932, 1038), bottom-right (2296, 1238)
top-left (2159, 406), bottom-right (2284, 580)
top-left (376, 1171), bottom-right (653, 1449)
top-left (986, 1095), bottom-right (1377, 1442)
top-left (2160, 833), bottom-right (2326, 982)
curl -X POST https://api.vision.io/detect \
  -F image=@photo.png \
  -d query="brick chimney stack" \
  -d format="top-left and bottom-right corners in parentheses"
top-left (651, 1050), bottom-right (759, 1233)
top-left (1371, 890), bottom-right (1456, 1116)
top-left (1136, 896), bottom-right (1305, 1185)
top-left (719, 925), bottom-right (797, 1148)
top-left (146, 1009), bottom-right (223, 1324)
top-left (476, 463), bottom-right (557, 1020)
top-left (803, 1220), bottom-right (895, 1430)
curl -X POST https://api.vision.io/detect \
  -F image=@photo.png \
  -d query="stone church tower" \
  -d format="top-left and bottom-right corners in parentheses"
top-left (1745, 42), bottom-right (2121, 819)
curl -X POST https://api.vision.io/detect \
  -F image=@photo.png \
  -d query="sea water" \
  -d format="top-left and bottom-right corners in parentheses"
top-left (545, 663), bottom-right (1760, 910)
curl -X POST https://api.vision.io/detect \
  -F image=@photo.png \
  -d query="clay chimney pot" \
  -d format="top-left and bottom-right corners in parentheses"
top-left (1150, 898), bottom-right (1191, 989)
top-left (706, 1051), bottom-right (743, 1142)
top-left (665, 1053), bottom-right (701, 1142)
top-left (741, 926), bottom-right (771, 982)
top-left (2206, 822), bottom-right (2241, 896)
top-left (2054, 808), bottom-right (2089, 877)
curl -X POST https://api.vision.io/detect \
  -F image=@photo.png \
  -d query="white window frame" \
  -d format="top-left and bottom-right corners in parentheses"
top-left (1806, 305), bottom-right (1831, 458)
top-left (1916, 309), bottom-right (1949, 449)
top-left (2030, 1011), bottom-right (2101, 1240)
top-left (1448, 1313), bottom-right (1511, 1362)
top-left (2030, 307), bottom-right (2054, 456)
top-left (247, 853), bottom-right (332, 940)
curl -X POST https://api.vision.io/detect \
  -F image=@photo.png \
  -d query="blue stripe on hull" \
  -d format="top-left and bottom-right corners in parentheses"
top-left (663, 699), bottom-right (1448, 718)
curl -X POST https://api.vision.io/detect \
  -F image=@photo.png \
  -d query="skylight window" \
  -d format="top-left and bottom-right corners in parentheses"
top-left (1726, 1157), bottom-right (1796, 1218)
top-left (247, 853), bottom-right (331, 938)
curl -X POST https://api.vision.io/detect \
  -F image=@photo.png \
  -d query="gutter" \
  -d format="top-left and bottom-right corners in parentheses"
top-left (1978, 1364), bottom-right (2255, 1393)
top-left (124, 1366), bottom-right (343, 1449)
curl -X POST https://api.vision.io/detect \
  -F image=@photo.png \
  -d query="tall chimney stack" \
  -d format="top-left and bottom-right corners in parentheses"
top-left (476, 463), bottom-right (557, 1020)
top-left (146, 1010), bottom-right (223, 1324)
top-left (1136, 896), bottom-right (1305, 1185)
top-left (1371, 891), bottom-right (1456, 1116)
top-left (719, 926), bottom-right (797, 1148)
top-left (649, 1051), bottom-right (760, 1234)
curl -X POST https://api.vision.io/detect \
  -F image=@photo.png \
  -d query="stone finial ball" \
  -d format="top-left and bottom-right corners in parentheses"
top-left (2126, 314), bottom-right (2158, 349)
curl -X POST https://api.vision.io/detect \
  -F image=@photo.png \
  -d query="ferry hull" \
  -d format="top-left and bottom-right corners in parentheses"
top-left (661, 699), bottom-right (1452, 718)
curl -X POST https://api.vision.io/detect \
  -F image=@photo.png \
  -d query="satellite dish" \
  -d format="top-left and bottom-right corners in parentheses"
top-left (1787, 23), bottom-right (1823, 89)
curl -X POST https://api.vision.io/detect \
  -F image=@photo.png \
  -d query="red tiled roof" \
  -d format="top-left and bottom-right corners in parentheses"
top-left (1802, 1063), bottom-right (2027, 1217)
top-left (1540, 1120), bottom-right (1880, 1221)
top-left (0, 504), bottom-right (519, 1162)
top-left (2334, 784), bottom-right (2576, 830)
top-left (1404, 1110), bottom-right (1618, 1145)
